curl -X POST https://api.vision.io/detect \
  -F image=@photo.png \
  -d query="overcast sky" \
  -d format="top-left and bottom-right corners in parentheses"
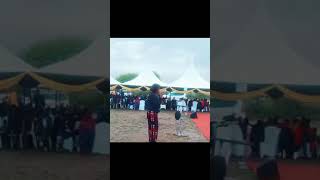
top-left (0, 0), bottom-right (107, 54)
top-left (110, 38), bottom-right (210, 83)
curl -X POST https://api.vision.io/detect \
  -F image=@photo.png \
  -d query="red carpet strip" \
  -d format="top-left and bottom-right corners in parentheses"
top-left (192, 112), bottom-right (210, 141)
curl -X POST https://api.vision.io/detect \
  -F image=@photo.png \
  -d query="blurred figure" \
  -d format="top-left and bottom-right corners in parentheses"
top-left (250, 120), bottom-right (265, 158)
top-left (171, 97), bottom-right (177, 111)
top-left (145, 84), bottom-right (161, 142)
top-left (211, 155), bottom-right (226, 180)
top-left (257, 159), bottom-right (280, 180)
top-left (175, 98), bottom-right (186, 136)
top-left (79, 109), bottom-right (96, 153)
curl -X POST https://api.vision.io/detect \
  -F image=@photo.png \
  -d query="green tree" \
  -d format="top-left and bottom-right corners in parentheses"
top-left (116, 73), bottom-right (138, 83)
top-left (186, 93), bottom-right (210, 100)
top-left (243, 97), bottom-right (320, 119)
top-left (21, 37), bottom-right (91, 68)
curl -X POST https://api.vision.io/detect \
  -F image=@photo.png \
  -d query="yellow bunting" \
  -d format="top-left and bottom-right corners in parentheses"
top-left (28, 72), bottom-right (105, 93)
top-left (112, 85), bottom-right (210, 95)
top-left (197, 89), bottom-right (211, 96)
top-left (211, 85), bottom-right (274, 101)
top-left (276, 85), bottom-right (320, 103)
top-left (8, 91), bottom-right (18, 106)
top-left (211, 84), bottom-right (320, 103)
top-left (118, 85), bottom-right (148, 92)
top-left (0, 73), bottom-right (26, 91)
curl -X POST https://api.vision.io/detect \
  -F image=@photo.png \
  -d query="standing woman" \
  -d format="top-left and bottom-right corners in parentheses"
top-left (79, 108), bottom-right (96, 153)
top-left (146, 84), bottom-right (161, 142)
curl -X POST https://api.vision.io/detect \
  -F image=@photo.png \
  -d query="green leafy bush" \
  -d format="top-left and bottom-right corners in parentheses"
top-left (21, 37), bottom-right (91, 68)
top-left (116, 73), bottom-right (138, 83)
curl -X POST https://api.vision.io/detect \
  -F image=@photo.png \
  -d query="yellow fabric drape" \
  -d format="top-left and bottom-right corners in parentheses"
top-left (110, 85), bottom-right (118, 91)
top-left (211, 85), bottom-right (274, 101)
top-left (276, 85), bottom-right (320, 103)
top-left (28, 72), bottom-right (105, 93)
top-left (119, 85), bottom-right (149, 92)
top-left (211, 85), bottom-right (320, 103)
top-left (197, 89), bottom-right (211, 96)
top-left (110, 85), bottom-right (211, 96)
top-left (8, 91), bottom-right (18, 106)
top-left (4, 73), bottom-right (320, 103)
top-left (0, 73), bottom-right (25, 91)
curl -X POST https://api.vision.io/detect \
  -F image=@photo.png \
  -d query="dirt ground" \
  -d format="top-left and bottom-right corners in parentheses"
top-left (226, 160), bottom-right (256, 180)
top-left (110, 109), bottom-right (208, 142)
top-left (0, 151), bottom-right (109, 180)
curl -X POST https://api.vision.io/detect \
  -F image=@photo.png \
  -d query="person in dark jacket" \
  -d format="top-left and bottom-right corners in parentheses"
top-left (250, 120), bottom-right (265, 158)
top-left (166, 98), bottom-right (172, 110)
top-left (145, 84), bottom-right (161, 142)
top-left (21, 103), bottom-right (35, 150)
top-left (238, 117), bottom-right (249, 140)
top-left (277, 119), bottom-right (294, 159)
top-left (79, 108), bottom-right (96, 153)
top-left (171, 97), bottom-right (177, 111)
top-left (8, 105), bottom-right (21, 150)
top-left (188, 99), bottom-right (193, 112)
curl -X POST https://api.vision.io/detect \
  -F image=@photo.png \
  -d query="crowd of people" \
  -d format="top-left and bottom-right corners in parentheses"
top-left (110, 91), bottom-right (210, 112)
top-left (214, 114), bottom-right (320, 160)
top-left (0, 94), bottom-right (100, 154)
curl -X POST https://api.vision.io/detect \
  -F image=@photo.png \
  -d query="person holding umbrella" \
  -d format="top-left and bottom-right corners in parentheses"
top-left (145, 84), bottom-right (161, 142)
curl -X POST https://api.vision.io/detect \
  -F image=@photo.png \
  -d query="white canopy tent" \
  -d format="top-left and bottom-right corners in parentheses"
top-left (169, 63), bottom-right (210, 89)
top-left (39, 36), bottom-right (107, 77)
top-left (110, 76), bottom-right (120, 85)
top-left (213, 1), bottom-right (320, 86)
top-left (122, 70), bottom-right (168, 87)
top-left (0, 45), bottom-right (35, 73)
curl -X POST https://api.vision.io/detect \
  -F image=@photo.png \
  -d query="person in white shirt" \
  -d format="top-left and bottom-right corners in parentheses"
top-left (191, 99), bottom-right (198, 112)
top-left (175, 98), bottom-right (187, 136)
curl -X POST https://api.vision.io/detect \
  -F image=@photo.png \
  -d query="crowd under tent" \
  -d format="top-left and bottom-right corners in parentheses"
top-left (0, 40), bottom-right (109, 154)
top-left (169, 63), bottom-right (210, 89)
top-left (0, 36), bottom-right (108, 93)
top-left (212, 2), bottom-right (320, 103)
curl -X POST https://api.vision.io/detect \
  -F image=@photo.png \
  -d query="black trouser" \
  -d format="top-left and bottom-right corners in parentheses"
top-left (22, 133), bottom-right (34, 150)
top-left (51, 134), bottom-right (57, 151)
top-left (1, 132), bottom-right (10, 149)
top-left (41, 134), bottom-right (50, 151)
top-left (252, 141), bottom-right (260, 158)
top-left (10, 130), bottom-right (21, 150)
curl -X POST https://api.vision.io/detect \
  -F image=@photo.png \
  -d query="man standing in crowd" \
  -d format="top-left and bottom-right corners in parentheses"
top-left (187, 99), bottom-right (193, 112)
top-left (145, 84), bottom-right (161, 142)
top-left (79, 108), bottom-right (96, 153)
top-left (166, 97), bottom-right (172, 110)
top-left (176, 98), bottom-right (186, 136)
top-left (0, 97), bottom-right (9, 149)
top-left (172, 97), bottom-right (177, 111)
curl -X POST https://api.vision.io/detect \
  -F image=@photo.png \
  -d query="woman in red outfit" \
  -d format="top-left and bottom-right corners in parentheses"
top-left (79, 109), bottom-right (96, 153)
top-left (293, 119), bottom-right (303, 159)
